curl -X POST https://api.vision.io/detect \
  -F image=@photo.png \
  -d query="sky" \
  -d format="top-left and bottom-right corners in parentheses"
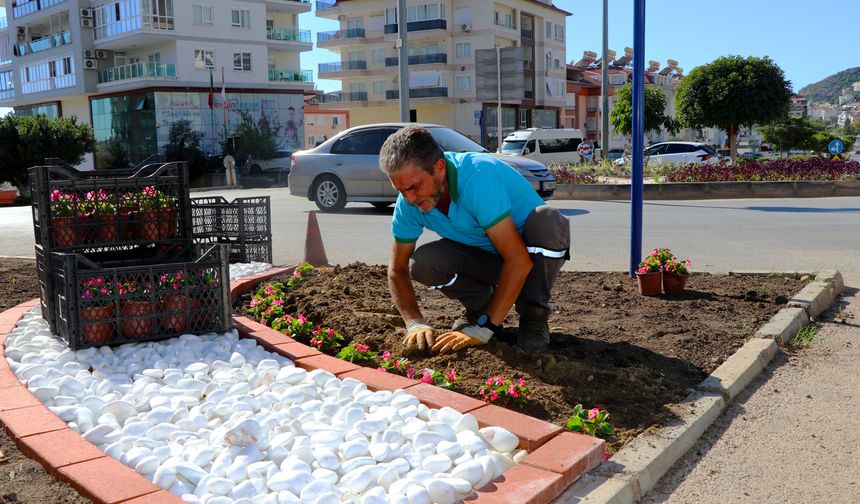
top-left (300, 0), bottom-right (860, 94)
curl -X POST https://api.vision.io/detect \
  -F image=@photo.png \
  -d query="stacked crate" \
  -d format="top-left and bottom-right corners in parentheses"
top-left (191, 196), bottom-right (273, 264)
top-left (30, 161), bottom-right (232, 350)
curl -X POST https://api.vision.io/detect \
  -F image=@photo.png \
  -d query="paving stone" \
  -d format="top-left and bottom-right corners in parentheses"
top-left (522, 431), bottom-right (605, 488)
top-left (0, 404), bottom-right (69, 438)
top-left (466, 463), bottom-right (564, 504)
top-left (58, 457), bottom-right (163, 504)
top-left (698, 338), bottom-right (777, 400)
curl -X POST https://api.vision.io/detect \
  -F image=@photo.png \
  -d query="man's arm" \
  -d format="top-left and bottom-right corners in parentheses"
top-left (388, 241), bottom-right (436, 350)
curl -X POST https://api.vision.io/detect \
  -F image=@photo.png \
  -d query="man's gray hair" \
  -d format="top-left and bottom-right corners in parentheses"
top-left (379, 126), bottom-right (444, 176)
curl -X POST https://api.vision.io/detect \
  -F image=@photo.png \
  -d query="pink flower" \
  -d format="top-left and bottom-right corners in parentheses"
top-left (445, 369), bottom-right (457, 382)
top-left (486, 378), bottom-right (495, 386)
top-left (297, 314), bottom-right (308, 324)
top-left (249, 299), bottom-right (258, 307)
top-left (493, 377), bottom-right (505, 386)
top-left (489, 391), bottom-right (500, 402)
top-left (508, 385), bottom-right (518, 397)
top-left (406, 368), bottom-right (416, 379)
top-left (310, 338), bottom-right (322, 347)
top-left (264, 285), bottom-right (275, 296)
top-left (354, 343), bottom-right (370, 352)
top-left (272, 299), bottom-right (283, 306)
top-left (326, 328), bottom-right (336, 337)
top-left (588, 408), bottom-right (600, 420)
top-left (518, 377), bottom-right (526, 387)
top-left (382, 351), bottom-right (392, 361)
top-left (419, 369), bottom-right (434, 384)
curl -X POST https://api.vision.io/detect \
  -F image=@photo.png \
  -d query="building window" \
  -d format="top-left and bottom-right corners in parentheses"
top-left (233, 52), bottom-right (251, 71)
top-left (554, 24), bottom-right (564, 41)
top-left (455, 75), bottom-right (472, 92)
top-left (385, 8), bottom-right (396, 25)
top-left (193, 4), bottom-right (213, 25)
top-left (347, 18), bottom-right (364, 30)
top-left (455, 42), bottom-right (471, 58)
top-left (371, 48), bottom-right (385, 63)
top-left (62, 57), bottom-right (72, 74)
top-left (231, 9), bottom-right (250, 28)
top-left (194, 49), bottom-right (214, 70)
top-left (332, 116), bottom-right (339, 126)
top-left (308, 136), bottom-right (314, 145)
top-left (554, 58), bottom-right (560, 69)
top-left (406, 3), bottom-right (445, 22)
top-left (545, 20), bottom-right (551, 35)
top-left (372, 80), bottom-right (386, 95)
top-left (609, 73), bottom-right (626, 85)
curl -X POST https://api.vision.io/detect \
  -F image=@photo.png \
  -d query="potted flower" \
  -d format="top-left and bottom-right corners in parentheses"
top-left (138, 186), bottom-right (176, 240)
top-left (157, 269), bottom-right (188, 333)
top-left (636, 255), bottom-right (663, 296)
top-left (662, 257), bottom-right (691, 294)
top-left (79, 276), bottom-right (115, 345)
top-left (188, 269), bottom-right (219, 328)
top-left (50, 189), bottom-right (81, 247)
top-left (84, 189), bottom-right (119, 243)
top-left (117, 279), bottom-right (153, 338)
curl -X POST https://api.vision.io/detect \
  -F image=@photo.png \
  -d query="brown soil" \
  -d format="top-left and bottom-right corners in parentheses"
top-left (0, 258), bottom-right (92, 504)
top-left (238, 263), bottom-right (807, 452)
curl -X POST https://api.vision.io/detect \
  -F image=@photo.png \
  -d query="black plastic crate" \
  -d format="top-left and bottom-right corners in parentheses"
top-left (191, 196), bottom-right (272, 263)
top-left (29, 161), bottom-right (193, 255)
top-left (35, 245), bottom-right (56, 332)
top-left (45, 244), bottom-right (232, 350)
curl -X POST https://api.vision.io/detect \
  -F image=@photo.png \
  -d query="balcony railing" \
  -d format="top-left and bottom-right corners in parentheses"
top-left (13, 0), bottom-right (67, 19)
top-left (494, 19), bottom-right (516, 30)
top-left (21, 73), bottom-right (74, 94)
top-left (267, 27), bottom-right (311, 43)
top-left (386, 87), bottom-right (448, 99)
top-left (384, 18), bottom-right (447, 34)
top-left (0, 89), bottom-right (13, 99)
top-left (268, 68), bottom-right (312, 82)
top-left (98, 62), bottom-right (177, 83)
top-left (21, 31), bottom-right (71, 54)
top-left (317, 28), bottom-right (365, 42)
top-left (95, 13), bottom-right (175, 40)
top-left (0, 17), bottom-right (7, 29)
top-left (521, 28), bottom-right (533, 39)
top-left (316, 0), bottom-right (336, 9)
top-left (385, 53), bottom-right (447, 66)
top-left (523, 60), bottom-right (534, 70)
top-left (318, 60), bottom-right (366, 73)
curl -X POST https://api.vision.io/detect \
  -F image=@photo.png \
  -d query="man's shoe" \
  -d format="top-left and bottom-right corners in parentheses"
top-left (451, 308), bottom-right (481, 331)
top-left (517, 305), bottom-right (550, 352)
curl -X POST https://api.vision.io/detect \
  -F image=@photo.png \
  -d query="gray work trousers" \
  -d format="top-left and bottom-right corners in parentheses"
top-left (409, 205), bottom-right (570, 314)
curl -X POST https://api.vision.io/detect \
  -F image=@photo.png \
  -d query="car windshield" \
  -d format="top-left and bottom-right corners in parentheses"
top-left (428, 127), bottom-right (489, 153)
top-left (501, 140), bottom-right (526, 153)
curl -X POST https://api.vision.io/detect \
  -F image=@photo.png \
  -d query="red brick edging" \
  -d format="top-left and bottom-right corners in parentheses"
top-left (0, 265), bottom-right (605, 504)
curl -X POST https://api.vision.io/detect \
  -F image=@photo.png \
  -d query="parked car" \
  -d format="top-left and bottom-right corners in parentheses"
top-left (501, 128), bottom-right (587, 164)
top-left (245, 150), bottom-right (292, 175)
top-left (289, 123), bottom-right (557, 212)
top-left (740, 151), bottom-right (762, 160)
top-left (606, 149), bottom-right (624, 161)
top-left (615, 141), bottom-right (720, 165)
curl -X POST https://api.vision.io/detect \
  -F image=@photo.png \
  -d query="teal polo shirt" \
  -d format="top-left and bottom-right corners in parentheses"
top-left (391, 152), bottom-right (544, 254)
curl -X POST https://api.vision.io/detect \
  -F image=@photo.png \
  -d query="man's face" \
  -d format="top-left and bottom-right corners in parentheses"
top-left (388, 159), bottom-right (446, 213)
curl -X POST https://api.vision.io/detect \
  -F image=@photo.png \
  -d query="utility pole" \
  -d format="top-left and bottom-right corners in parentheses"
top-left (629, 0), bottom-right (645, 277)
top-left (397, 0), bottom-right (409, 122)
top-left (601, 0), bottom-right (609, 159)
top-left (496, 45), bottom-right (502, 153)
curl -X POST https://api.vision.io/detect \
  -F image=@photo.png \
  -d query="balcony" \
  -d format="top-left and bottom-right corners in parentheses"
top-left (316, 0), bottom-right (336, 10)
top-left (386, 87), bottom-right (448, 99)
top-left (268, 68), bottom-right (312, 83)
top-left (385, 53), bottom-right (447, 66)
top-left (384, 19), bottom-right (447, 34)
top-left (0, 17), bottom-right (7, 29)
top-left (523, 60), bottom-right (534, 70)
top-left (94, 13), bottom-right (175, 41)
top-left (17, 31), bottom-right (71, 56)
top-left (0, 89), bottom-right (13, 99)
top-left (521, 28), bottom-right (533, 39)
top-left (21, 73), bottom-right (74, 94)
top-left (318, 60), bottom-right (366, 74)
top-left (265, 0), bottom-right (311, 9)
top-left (267, 27), bottom-right (311, 43)
top-left (317, 28), bottom-right (365, 46)
top-left (97, 62), bottom-right (177, 84)
top-left (13, 0), bottom-right (67, 19)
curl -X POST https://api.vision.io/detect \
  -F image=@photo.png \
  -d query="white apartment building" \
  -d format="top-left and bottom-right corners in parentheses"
top-left (314, 0), bottom-right (569, 147)
top-left (0, 0), bottom-right (313, 169)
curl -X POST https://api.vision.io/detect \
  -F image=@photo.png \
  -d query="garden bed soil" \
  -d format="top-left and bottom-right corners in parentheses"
top-left (238, 263), bottom-right (807, 452)
top-left (0, 258), bottom-right (93, 504)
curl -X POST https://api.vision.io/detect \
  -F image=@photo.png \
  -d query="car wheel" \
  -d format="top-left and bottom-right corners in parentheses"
top-left (313, 175), bottom-right (347, 212)
top-left (370, 202), bottom-right (392, 209)
top-left (250, 164), bottom-right (262, 174)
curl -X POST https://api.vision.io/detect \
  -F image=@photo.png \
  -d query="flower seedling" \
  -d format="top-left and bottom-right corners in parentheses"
top-left (478, 376), bottom-right (529, 406)
top-left (309, 326), bottom-right (345, 354)
top-left (565, 404), bottom-right (615, 440)
top-left (336, 342), bottom-right (377, 365)
top-left (271, 313), bottom-right (315, 342)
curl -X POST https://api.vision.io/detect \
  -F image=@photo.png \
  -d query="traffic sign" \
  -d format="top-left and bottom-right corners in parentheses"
top-left (828, 139), bottom-right (844, 155)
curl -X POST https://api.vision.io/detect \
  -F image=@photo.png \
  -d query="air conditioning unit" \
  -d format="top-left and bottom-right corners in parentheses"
top-left (95, 50), bottom-right (107, 59)
top-left (80, 17), bottom-right (94, 28)
top-left (16, 26), bottom-right (26, 36)
top-left (80, 8), bottom-right (93, 19)
top-left (460, 23), bottom-right (471, 32)
top-left (83, 49), bottom-right (95, 59)
top-left (337, 14), bottom-right (346, 21)
top-left (83, 58), bottom-right (98, 70)
top-left (460, 65), bottom-right (466, 71)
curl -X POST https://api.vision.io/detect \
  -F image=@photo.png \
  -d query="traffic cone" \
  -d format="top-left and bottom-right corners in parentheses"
top-left (303, 211), bottom-right (330, 267)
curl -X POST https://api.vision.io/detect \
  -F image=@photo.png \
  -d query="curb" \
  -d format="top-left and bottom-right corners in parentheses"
top-left (555, 269), bottom-right (843, 503)
top-left (0, 266), bottom-right (606, 504)
top-left (551, 180), bottom-right (860, 201)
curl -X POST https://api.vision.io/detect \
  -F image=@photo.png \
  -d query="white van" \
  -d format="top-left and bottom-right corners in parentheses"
top-left (501, 128), bottom-right (588, 165)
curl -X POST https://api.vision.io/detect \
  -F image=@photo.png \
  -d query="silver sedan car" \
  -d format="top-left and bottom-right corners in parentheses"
top-left (289, 123), bottom-right (557, 212)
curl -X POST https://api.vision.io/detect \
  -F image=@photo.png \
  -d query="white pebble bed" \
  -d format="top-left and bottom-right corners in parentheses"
top-left (229, 262), bottom-right (273, 281)
top-left (5, 308), bottom-right (526, 504)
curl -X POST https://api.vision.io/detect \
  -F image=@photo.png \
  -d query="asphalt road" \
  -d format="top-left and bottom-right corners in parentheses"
top-left (4, 190), bottom-right (860, 283)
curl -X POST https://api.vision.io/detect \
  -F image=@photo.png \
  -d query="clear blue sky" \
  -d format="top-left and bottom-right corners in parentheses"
top-left (301, 0), bottom-right (859, 94)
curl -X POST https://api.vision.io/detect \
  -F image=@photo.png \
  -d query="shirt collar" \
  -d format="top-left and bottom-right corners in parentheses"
top-left (444, 154), bottom-right (459, 202)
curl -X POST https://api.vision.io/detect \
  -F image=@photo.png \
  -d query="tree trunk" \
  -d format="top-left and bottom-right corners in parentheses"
top-left (728, 124), bottom-right (738, 162)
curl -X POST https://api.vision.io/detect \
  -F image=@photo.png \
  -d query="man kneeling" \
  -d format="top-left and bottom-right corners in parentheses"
top-left (380, 126), bottom-right (570, 353)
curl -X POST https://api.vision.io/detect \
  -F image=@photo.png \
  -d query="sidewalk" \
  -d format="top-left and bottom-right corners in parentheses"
top-left (640, 275), bottom-right (860, 503)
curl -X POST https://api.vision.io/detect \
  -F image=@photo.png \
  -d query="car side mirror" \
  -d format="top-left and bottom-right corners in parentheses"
top-left (522, 148), bottom-right (530, 156)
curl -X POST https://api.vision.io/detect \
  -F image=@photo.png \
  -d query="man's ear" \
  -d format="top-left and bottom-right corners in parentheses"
top-left (434, 158), bottom-right (446, 177)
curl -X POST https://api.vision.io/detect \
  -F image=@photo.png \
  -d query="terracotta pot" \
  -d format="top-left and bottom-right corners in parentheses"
top-left (190, 296), bottom-right (214, 329)
top-left (160, 292), bottom-right (188, 333)
top-left (52, 216), bottom-right (79, 248)
top-left (120, 300), bottom-right (153, 338)
top-left (119, 207), bottom-right (136, 240)
top-left (636, 271), bottom-right (663, 296)
top-left (80, 305), bottom-right (114, 345)
top-left (96, 214), bottom-right (119, 243)
top-left (138, 209), bottom-right (161, 241)
top-left (159, 208), bottom-right (178, 239)
top-left (663, 272), bottom-right (690, 294)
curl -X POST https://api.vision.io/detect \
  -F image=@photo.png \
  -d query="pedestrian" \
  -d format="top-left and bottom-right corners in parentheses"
top-left (379, 126), bottom-right (570, 354)
top-left (577, 139), bottom-right (594, 164)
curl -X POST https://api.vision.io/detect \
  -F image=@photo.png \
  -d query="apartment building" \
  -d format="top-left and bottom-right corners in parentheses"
top-left (789, 94), bottom-right (809, 118)
top-left (0, 0), bottom-right (313, 169)
top-left (314, 0), bottom-right (569, 147)
top-left (303, 89), bottom-right (348, 147)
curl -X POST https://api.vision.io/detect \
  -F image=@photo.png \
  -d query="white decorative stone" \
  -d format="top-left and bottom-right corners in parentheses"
top-left (479, 426), bottom-right (519, 453)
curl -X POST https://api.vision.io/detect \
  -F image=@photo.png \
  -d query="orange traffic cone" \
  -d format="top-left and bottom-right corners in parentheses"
top-left (303, 211), bottom-right (330, 267)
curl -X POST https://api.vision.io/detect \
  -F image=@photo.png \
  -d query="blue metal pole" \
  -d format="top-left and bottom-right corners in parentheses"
top-left (630, 0), bottom-right (646, 277)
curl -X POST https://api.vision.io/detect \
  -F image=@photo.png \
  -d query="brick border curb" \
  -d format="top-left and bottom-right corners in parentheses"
top-left (555, 269), bottom-right (843, 503)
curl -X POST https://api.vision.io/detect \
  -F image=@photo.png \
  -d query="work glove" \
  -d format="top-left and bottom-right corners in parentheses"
top-left (403, 318), bottom-right (435, 351)
top-left (431, 325), bottom-right (492, 353)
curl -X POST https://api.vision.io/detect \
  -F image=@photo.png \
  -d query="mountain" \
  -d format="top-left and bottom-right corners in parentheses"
top-left (798, 67), bottom-right (860, 103)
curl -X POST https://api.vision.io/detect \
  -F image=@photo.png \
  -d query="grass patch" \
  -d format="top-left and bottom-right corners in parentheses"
top-left (791, 323), bottom-right (818, 347)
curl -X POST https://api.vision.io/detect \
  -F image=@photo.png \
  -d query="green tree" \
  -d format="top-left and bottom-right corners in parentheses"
top-left (610, 83), bottom-right (679, 138)
top-left (0, 114), bottom-right (96, 195)
top-left (163, 119), bottom-right (207, 180)
top-left (222, 111), bottom-right (280, 167)
top-left (804, 131), bottom-right (855, 157)
top-left (675, 55), bottom-right (792, 161)
top-left (760, 117), bottom-right (820, 155)
top-left (95, 136), bottom-right (131, 170)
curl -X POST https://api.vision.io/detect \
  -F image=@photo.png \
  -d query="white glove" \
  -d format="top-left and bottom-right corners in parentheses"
top-left (403, 318), bottom-right (435, 350)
